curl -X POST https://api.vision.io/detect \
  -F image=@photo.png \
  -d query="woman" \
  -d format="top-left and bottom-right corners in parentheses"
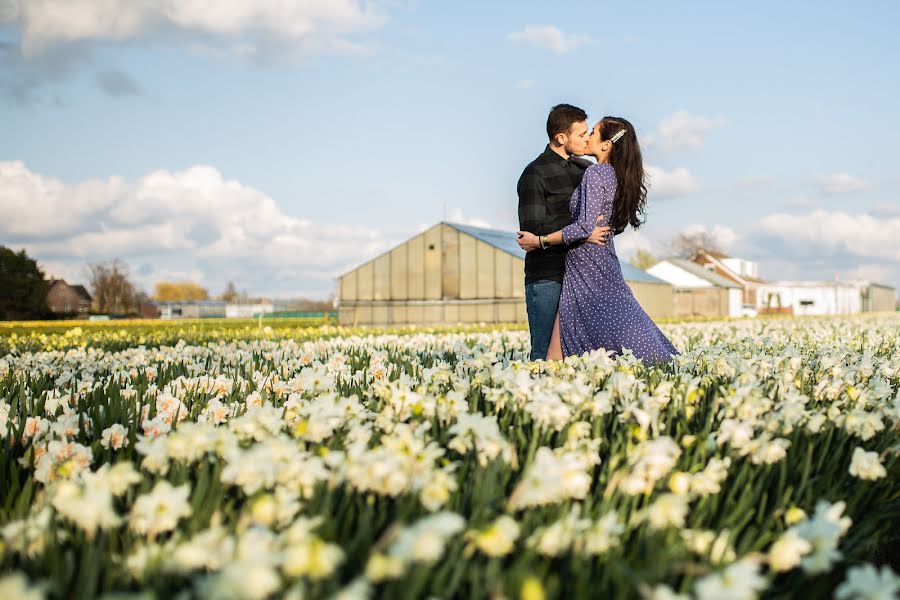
top-left (518, 117), bottom-right (678, 362)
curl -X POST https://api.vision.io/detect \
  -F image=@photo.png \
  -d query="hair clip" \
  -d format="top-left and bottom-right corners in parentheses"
top-left (610, 128), bottom-right (627, 144)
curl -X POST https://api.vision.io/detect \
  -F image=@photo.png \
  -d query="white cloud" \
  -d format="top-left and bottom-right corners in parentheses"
top-left (870, 202), bottom-right (900, 218)
top-left (756, 210), bottom-right (900, 262)
top-left (645, 165), bottom-right (699, 198)
top-left (844, 263), bottom-right (895, 283)
top-left (815, 173), bottom-right (868, 195)
top-left (0, 161), bottom-right (394, 297)
top-left (2, 0), bottom-right (385, 60)
top-left (447, 208), bottom-right (494, 229)
top-left (614, 228), bottom-right (660, 259)
top-left (0, 161), bottom-right (126, 236)
top-left (507, 26), bottom-right (593, 54)
top-left (646, 110), bottom-right (726, 151)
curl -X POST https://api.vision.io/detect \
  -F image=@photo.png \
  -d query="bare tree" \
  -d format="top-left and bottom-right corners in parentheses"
top-left (629, 249), bottom-right (658, 270)
top-left (669, 230), bottom-right (724, 259)
top-left (88, 259), bottom-right (137, 314)
top-left (220, 281), bottom-right (239, 302)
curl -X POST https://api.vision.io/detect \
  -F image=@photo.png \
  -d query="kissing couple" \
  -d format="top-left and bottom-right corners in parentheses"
top-left (516, 104), bottom-right (678, 363)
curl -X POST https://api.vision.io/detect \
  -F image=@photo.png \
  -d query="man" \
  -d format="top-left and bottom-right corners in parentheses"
top-left (517, 104), bottom-right (610, 361)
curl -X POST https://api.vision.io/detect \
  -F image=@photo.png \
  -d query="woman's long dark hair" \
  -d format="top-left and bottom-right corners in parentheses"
top-left (599, 116), bottom-right (647, 233)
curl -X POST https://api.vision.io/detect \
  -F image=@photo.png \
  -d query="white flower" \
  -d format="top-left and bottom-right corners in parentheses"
top-left (682, 529), bottom-right (716, 556)
top-left (583, 512), bottom-right (624, 555)
top-left (795, 500), bottom-right (852, 574)
top-left (333, 578), bottom-right (372, 600)
top-left (843, 410), bottom-right (885, 441)
top-left (196, 561), bottom-right (281, 600)
top-left (388, 512), bottom-right (465, 564)
top-left (0, 571), bottom-right (45, 600)
top-left (768, 528), bottom-right (812, 572)
top-left (165, 526), bottom-right (235, 574)
top-left (848, 447), bottom-right (887, 480)
top-left (507, 447), bottom-right (592, 509)
top-left (51, 478), bottom-right (120, 537)
top-left (690, 457), bottom-right (731, 497)
top-left (0, 400), bottom-right (9, 434)
top-left (129, 480), bottom-right (192, 538)
top-left (618, 437), bottom-right (681, 496)
top-left (750, 438), bottom-right (790, 465)
top-left (419, 469), bottom-right (458, 512)
top-left (1, 508), bottom-right (52, 559)
top-left (22, 416), bottom-right (49, 439)
top-left (694, 558), bottom-right (767, 600)
top-left (806, 413), bottom-right (827, 433)
top-left (135, 435), bottom-right (170, 475)
top-left (365, 553), bottom-right (406, 582)
top-left (835, 564), bottom-right (900, 600)
top-left (668, 471), bottom-right (691, 496)
top-left (640, 584), bottom-right (689, 600)
top-left (100, 424), bottom-right (129, 450)
top-left (527, 507), bottom-right (590, 557)
top-left (465, 515), bottom-right (520, 557)
top-left (282, 537), bottom-right (345, 580)
top-left (645, 494), bottom-right (689, 530)
top-left (447, 412), bottom-right (515, 466)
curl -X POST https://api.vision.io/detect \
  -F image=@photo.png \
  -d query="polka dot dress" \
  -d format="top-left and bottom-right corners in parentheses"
top-left (559, 163), bottom-right (678, 363)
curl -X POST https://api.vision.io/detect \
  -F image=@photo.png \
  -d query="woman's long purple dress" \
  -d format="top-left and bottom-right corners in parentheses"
top-left (559, 163), bottom-right (678, 362)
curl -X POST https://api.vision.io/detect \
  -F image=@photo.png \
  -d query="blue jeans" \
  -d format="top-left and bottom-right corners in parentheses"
top-left (525, 279), bottom-right (561, 361)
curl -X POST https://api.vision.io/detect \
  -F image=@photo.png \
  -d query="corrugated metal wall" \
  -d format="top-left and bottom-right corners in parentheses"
top-left (672, 288), bottom-right (730, 318)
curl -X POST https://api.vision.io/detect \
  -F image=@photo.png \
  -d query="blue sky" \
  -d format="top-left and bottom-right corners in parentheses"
top-left (2, 1), bottom-right (898, 299)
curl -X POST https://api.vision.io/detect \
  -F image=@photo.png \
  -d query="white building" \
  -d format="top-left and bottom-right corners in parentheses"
top-left (756, 281), bottom-right (896, 315)
top-left (720, 257), bottom-right (759, 280)
top-left (225, 303), bottom-right (275, 318)
top-left (648, 258), bottom-right (744, 318)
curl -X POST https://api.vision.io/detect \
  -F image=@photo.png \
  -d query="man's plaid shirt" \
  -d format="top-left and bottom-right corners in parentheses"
top-left (517, 145), bottom-right (592, 284)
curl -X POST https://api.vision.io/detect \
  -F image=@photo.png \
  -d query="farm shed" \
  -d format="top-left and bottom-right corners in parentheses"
top-left (647, 258), bottom-right (744, 318)
top-left (755, 281), bottom-right (897, 316)
top-left (337, 222), bottom-right (673, 326)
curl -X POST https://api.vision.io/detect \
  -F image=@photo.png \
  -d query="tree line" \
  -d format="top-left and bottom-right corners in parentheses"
top-left (0, 246), bottom-right (335, 321)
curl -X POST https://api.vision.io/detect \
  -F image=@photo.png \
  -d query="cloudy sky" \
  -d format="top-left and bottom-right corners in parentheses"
top-left (2, 1), bottom-right (899, 299)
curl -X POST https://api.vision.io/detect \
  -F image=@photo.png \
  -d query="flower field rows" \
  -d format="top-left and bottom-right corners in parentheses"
top-left (1, 316), bottom-right (898, 599)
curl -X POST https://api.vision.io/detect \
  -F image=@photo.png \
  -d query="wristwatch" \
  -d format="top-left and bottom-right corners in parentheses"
top-left (539, 235), bottom-right (550, 250)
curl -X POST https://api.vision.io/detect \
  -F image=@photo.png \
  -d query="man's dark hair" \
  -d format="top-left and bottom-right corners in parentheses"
top-left (546, 104), bottom-right (587, 140)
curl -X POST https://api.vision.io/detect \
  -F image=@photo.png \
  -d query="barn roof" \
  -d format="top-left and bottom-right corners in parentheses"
top-left (445, 222), bottom-right (527, 259)
top-left (70, 285), bottom-right (93, 301)
top-left (444, 222), bottom-right (668, 285)
top-left (664, 258), bottom-right (742, 289)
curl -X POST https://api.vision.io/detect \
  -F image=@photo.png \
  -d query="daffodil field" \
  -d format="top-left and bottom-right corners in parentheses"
top-left (1, 316), bottom-right (898, 600)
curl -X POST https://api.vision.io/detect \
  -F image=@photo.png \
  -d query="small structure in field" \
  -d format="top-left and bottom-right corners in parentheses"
top-left (647, 258), bottom-right (744, 318)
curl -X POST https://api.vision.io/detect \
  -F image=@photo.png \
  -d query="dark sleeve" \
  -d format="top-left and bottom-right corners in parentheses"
top-left (517, 169), bottom-right (545, 233)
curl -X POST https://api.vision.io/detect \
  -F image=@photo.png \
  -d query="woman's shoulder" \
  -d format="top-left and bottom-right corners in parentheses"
top-left (586, 162), bottom-right (616, 182)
